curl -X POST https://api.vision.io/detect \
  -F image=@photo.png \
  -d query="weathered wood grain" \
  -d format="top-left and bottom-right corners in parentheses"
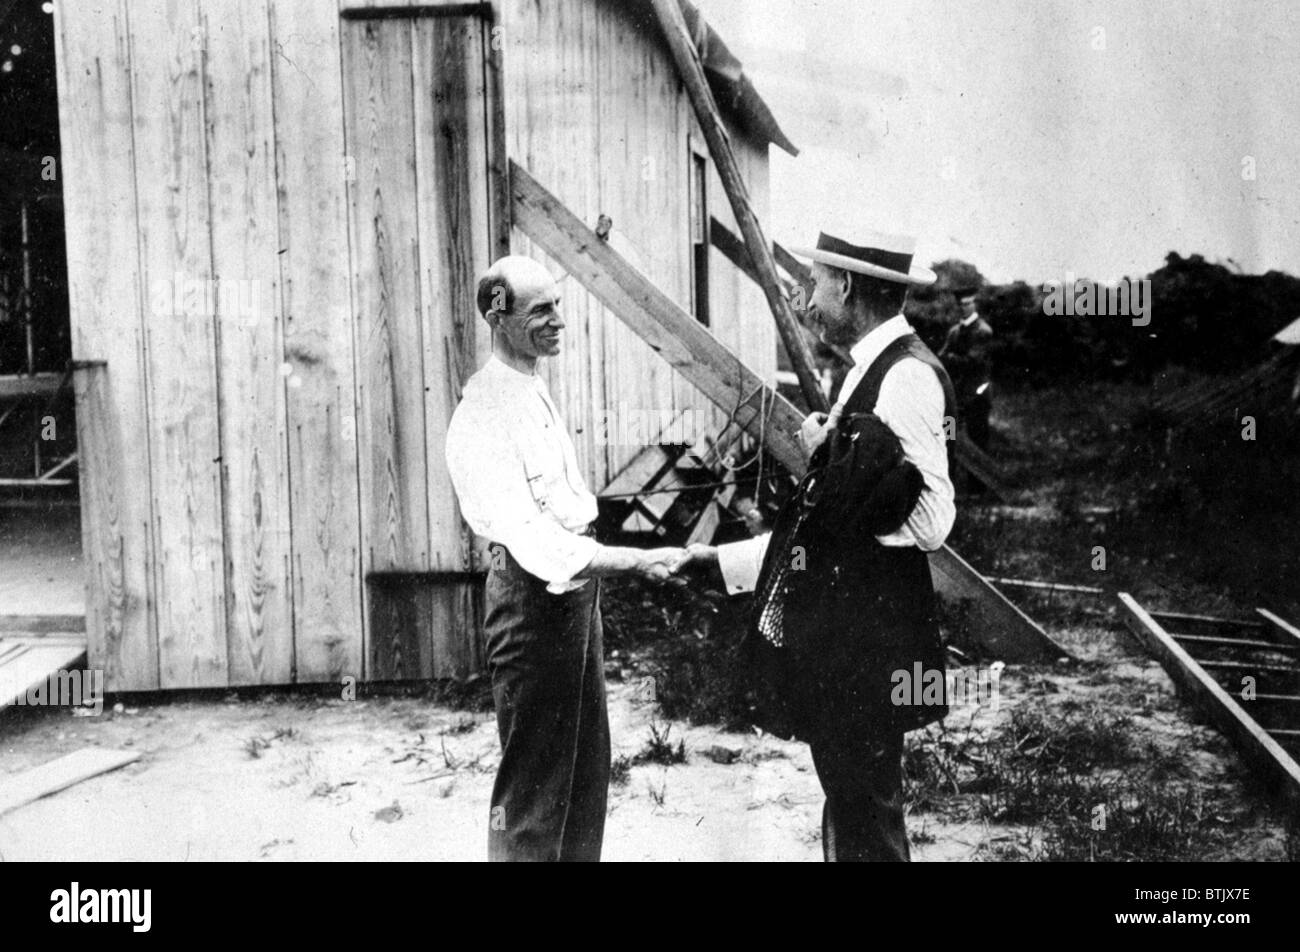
top-left (54, 0), bottom-right (158, 692)
top-left (412, 15), bottom-right (491, 676)
top-left (412, 16), bottom-right (486, 573)
top-left (342, 18), bottom-right (431, 581)
top-left (270, 0), bottom-right (365, 684)
top-left (129, 0), bottom-right (228, 689)
top-left (204, 0), bottom-right (293, 686)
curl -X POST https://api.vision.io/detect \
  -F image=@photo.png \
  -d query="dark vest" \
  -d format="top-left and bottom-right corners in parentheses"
top-left (764, 333), bottom-right (956, 740)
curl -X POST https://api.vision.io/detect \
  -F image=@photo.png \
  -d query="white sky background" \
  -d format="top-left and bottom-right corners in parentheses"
top-left (698, 0), bottom-right (1300, 284)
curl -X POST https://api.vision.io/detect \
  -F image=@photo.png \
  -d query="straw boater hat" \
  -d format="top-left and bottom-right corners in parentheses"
top-left (788, 230), bottom-right (937, 286)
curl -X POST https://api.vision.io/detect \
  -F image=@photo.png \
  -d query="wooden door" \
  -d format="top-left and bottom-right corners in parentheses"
top-left (341, 11), bottom-right (494, 680)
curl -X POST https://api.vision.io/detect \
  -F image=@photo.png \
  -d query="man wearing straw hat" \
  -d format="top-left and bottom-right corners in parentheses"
top-left (677, 229), bottom-right (957, 861)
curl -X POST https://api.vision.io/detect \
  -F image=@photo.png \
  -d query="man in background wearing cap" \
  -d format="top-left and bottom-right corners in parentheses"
top-left (940, 289), bottom-right (995, 452)
top-left (677, 231), bottom-right (956, 861)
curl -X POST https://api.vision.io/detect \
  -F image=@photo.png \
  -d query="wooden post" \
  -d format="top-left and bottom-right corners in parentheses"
top-left (649, 0), bottom-right (827, 414)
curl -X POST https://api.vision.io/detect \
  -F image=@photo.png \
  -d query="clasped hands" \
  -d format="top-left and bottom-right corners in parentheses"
top-left (631, 543), bottom-right (719, 586)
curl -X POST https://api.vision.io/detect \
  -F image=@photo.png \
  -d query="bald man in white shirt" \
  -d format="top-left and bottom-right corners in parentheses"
top-left (446, 256), bottom-right (684, 862)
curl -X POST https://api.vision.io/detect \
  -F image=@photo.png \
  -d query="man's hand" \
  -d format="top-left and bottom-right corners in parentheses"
top-left (667, 543), bottom-right (725, 591)
top-left (799, 411), bottom-right (835, 460)
top-left (634, 547), bottom-right (689, 586)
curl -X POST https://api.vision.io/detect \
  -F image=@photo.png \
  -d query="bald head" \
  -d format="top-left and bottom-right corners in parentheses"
top-left (477, 255), bottom-right (565, 365)
top-left (477, 256), bottom-right (554, 318)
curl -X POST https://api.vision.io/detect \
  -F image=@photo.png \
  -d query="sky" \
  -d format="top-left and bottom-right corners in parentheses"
top-left (698, 0), bottom-right (1300, 284)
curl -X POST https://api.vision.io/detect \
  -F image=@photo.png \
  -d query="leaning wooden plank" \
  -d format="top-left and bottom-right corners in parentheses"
top-left (1257, 609), bottom-right (1300, 649)
top-left (54, 0), bottom-right (158, 692)
top-left (953, 432), bottom-right (1015, 501)
top-left (686, 500), bottom-right (723, 548)
top-left (1120, 593), bottom-right (1300, 811)
top-left (268, 0), bottom-right (364, 684)
top-left (511, 161), bottom-right (808, 477)
top-left (650, 0), bottom-right (825, 413)
top-left (0, 643), bottom-right (90, 711)
top-left (0, 749), bottom-right (140, 817)
top-left (929, 546), bottom-right (1071, 661)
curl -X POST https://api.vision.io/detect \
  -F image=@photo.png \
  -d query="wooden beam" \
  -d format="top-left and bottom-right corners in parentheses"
top-left (988, 578), bottom-right (1104, 596)
top-left (339, 2), bottom-right (494, 19)
top-left (0, 749), bottom-right (140, 817)
top-left (0, 373), bottom-right (64, 400)
top-left (686, 500), bottom-right (723, 547)
top-left (929, 546), bottom-right (1071, 661)
top-left (1151, 609), bottom-right (1265, 632)
top-left (1258, 608), bottom-right (1300, 649)
top-left (0, 615), bottom-right (86, 634)
top-left (601, 445), bottom-right (675, 500)
top-left (650, 0), bottom-right (826, 413)
top-left (1173, 633), bottom-right (1300, 654)
top-left (1119, 593), bottom-right (1300, 811)
top-left (510, 160), bottom-right (808, 475)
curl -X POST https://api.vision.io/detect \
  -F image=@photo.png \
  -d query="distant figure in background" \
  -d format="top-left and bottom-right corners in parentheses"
top-left (939, 289), bottom-right (994, 452)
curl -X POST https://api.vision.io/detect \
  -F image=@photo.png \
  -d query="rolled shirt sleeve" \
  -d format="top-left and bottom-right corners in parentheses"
top-left (872, 359), bottom-right (956, 551)
top-left (716, 533), bottom-right (771, 595)
top-left (446, 406), bottom-right (600, 593)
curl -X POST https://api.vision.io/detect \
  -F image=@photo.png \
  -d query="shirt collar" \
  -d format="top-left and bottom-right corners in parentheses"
top-left (848, 314), bottom-right (913, 370)
top-left (485, 353), bottom-right (543, 387)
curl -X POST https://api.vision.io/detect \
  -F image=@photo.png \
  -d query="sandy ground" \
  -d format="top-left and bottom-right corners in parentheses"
top-left (0, 674), bottom-right (1025, 862)
top-left (0, 625), bottom-right (1292, 861)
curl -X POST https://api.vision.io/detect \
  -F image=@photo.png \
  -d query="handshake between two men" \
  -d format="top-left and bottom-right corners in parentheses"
top-left (575, 541), bottom-right (721, 587)
top-left (577, 403), bottom-right (837, 588)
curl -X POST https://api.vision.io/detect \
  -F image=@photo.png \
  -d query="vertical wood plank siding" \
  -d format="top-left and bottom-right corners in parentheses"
top-left (56, 0), bottom-right (774, 690)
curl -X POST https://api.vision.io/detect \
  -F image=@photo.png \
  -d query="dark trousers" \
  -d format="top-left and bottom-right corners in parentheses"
top-left (483, 545), bottom-right (610, 862)
top-left (809, 728), bottom-right (910, 862)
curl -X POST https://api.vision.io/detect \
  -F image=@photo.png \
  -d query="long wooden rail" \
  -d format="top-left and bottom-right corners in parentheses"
top-left (1119, 593), bottom-right (1300, 812)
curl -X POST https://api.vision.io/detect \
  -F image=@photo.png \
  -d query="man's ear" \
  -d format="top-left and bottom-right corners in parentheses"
top-left (839, 269), bottom-right (854, 306)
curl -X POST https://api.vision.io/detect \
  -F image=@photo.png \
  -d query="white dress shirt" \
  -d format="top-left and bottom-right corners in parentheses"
top-left (717, 314), bottom-right (956, 594)
top-left (445, 355), bottom-right (600, 594)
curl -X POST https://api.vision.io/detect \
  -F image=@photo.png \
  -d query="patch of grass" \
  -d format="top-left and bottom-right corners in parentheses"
top-left (439, 715), bottom-right (478, 736)
top-left (610, 755), bottom-right (632, 788)
top-left (422, 676), bottom-right (495, 713)
top-left (631, 721), bottom-right (687, 767)
top-left (603, 578), bottom-right (758, 730)
top-left (907, 698), bottom-right (1231, 860)
top-left (1040, 786), bottom-right (1215, 862)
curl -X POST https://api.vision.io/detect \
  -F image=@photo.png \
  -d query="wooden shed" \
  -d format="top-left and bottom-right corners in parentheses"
top-left (50, 0), bottom-right (795, 692)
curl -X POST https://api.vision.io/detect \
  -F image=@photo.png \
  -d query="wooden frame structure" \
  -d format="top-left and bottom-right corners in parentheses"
top-left (1119, 593), bottom-right (1300, 812)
